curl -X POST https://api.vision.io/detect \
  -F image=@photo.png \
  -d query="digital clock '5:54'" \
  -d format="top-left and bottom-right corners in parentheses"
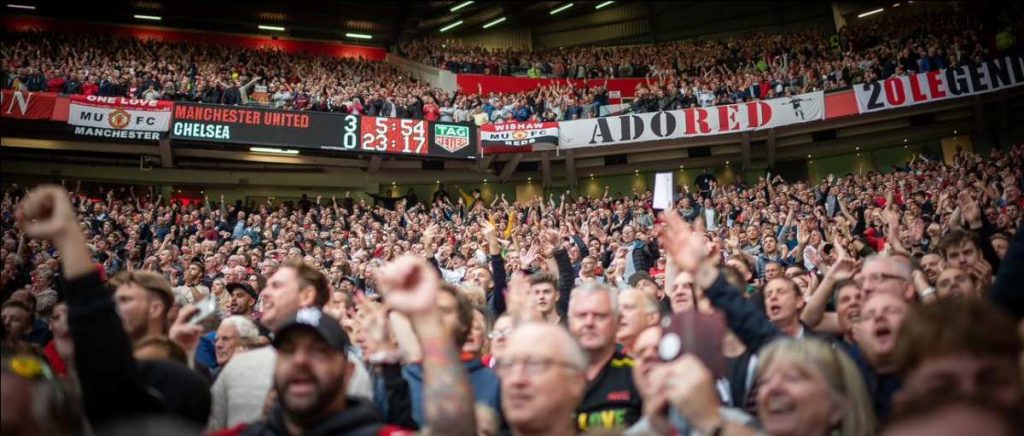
top-left (340, 115), bottom-right (428, 155)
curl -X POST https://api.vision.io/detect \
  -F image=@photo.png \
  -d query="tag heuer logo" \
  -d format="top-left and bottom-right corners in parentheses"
top-left (108, 108), bottom-right (131, 130)
top-left (434, 124), bottom-right (470, 153)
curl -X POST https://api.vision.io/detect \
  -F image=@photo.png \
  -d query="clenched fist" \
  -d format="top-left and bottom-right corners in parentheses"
top-left (16, 185), bottom-right (78, 243)
top-left (377, 255), bottom-right (441, 316)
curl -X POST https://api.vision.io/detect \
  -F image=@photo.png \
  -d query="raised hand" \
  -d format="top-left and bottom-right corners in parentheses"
top-left (16, 185), bottom-right (78, 243)
top-left (827, 255), bottom-right (858, 282)
top-left (168, 305), bottom-right (204, 355)
top-left (376, 255), bottom-right (441, 316)
top-left (658, 211), bottom-right (708, 272)
top-left (650, 355), bottom-right (723, 435)
top-left (506, 271), bottom-right (535, 320)
top-left (541, 228), bottom-right (560, 256)
top-left (796, 222), bottom-right (810, 245)
top-left (959, 191), bottom-right (982, 228)
top-left (480, 220), bottom-right (497, 241)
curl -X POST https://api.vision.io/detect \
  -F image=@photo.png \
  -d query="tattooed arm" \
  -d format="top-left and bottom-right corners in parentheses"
top-left (378, 255), bottom-right (477, 436)
top-left (411, 312), bottom-right (477, 435)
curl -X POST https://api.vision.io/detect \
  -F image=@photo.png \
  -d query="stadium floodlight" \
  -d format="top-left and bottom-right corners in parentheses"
top-left (550, 3), bottom-right (574, 15)
top-left (251, 147), bottom-right (299, 155)
top-left (483, 17), bottom-right (506, 29)
top-left (440, 20), bottom-right (463, 32)
top-left (857, 8), bottom-right (883, 18)
top-left (7, 4), bottom-right (35, 9)
top-left (346, 32), bottom-right (372, 39)
top-left (258, 25), bottom-right (286, 31)
top-left (595, 1), bottom-right (614, 9)
top-left (134, 14), bottom-right (162, 21)
top-left (450, 1), bottom-right (473, 12)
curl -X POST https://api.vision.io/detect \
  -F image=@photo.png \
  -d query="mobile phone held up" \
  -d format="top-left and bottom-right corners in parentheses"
top-left (189, 296), bottom-right (218, 326)
top-left (657, 310), bottom-right (729, 378)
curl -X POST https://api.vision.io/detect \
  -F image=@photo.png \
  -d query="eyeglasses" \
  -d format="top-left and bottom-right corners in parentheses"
top-left (858, 273), bottom-right (907, 284)
top-left (493, 356), bottom-right (581, 377)
top-left (857, 305), bottom-right (906, 322)
top-left (487, 328), bottom-right (512, 340)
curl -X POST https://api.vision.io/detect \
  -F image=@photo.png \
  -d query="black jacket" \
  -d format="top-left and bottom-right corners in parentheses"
top-left (240, 397), bottom-right (388, 436)
top-left (66, 270), bottom-right (165, 429)
top-left (989, 224), bottom-right (1024, 320)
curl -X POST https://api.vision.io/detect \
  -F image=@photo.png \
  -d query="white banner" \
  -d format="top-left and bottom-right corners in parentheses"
top-left (558, 91), bottom-right (824, 149)
top-left (68, 95), bottom-right (173, 132)
top-left (653, 172), bottom-right (673, 210)
top-left (854, 55), bottom-right (1024, 114)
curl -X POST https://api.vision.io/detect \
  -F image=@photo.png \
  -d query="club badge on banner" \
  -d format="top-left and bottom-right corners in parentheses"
top-left (68, 95), bottom-right (172, 141)
top-left (557, 91), bottom-right (824, 149)
top-left (480, 121), bottom-right (559, 154)
top-left (854, 55), bottom-right (1024, 114)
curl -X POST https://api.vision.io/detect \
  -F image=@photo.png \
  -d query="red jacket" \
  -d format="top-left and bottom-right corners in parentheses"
top-left (81, 82), bottom-right (99, 96)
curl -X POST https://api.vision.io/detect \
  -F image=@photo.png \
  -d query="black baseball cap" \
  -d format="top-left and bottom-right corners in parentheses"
top-left (629, 271), bottom-right (655, 287)
top-left (272, 308), bottom-right (350, 353)
top-left (226, 282), bottom-right (257, 300)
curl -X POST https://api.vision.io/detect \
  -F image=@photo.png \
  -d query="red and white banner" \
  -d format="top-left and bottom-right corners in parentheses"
top-left (1, 90), bottom-right (56, 120)
top-left (854, 55), bottom-right (1024, 114)
top-left (557, 91), bottom-right (824, 149)
top-left (68, 95), bottom-right (173, 132)
top-left (481, 121), bottom-right (559, 154)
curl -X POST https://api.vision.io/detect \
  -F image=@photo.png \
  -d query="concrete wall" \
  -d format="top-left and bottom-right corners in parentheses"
top-left (385, 53), bottom-right (458, 93)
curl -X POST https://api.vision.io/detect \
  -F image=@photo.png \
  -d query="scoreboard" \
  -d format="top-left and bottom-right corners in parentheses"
top-left (171, 102), bottom-right (477, 159)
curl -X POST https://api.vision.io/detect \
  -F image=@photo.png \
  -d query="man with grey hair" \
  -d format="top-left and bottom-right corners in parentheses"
top-left (497, 322), bottom-right (588, 436)
top-left (214, 315), bottom-right (259, 370)
top-left (567, 282), bottom-right (642, 431)
top-left (616, 288), bottom-right (660, 355)
top-left (858, 254), bottom-right (916, 302)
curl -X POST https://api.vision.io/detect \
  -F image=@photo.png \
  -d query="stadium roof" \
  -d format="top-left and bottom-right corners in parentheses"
top-left (7, 1), bottom-right (901, 47)
top-left (7, 1), bottom-right (622, 46)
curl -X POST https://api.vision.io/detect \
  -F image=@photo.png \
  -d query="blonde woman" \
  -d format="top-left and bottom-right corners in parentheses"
top-left (651, 337), bottom-right (875, 436)
top-left (754, 338), bottom-right (875, 436)
top-left (209, 278), bottom-right (231, 318)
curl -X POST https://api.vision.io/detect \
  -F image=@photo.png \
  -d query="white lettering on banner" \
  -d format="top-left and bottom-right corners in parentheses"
top-left (557, 91), bottom-right (824, 149)
top-left (854, 55), bottom-right (1024, 113)
top-left (68, 96), bottom-right (172, 132)
top-left (81, 95), bottom-right (162, 108)
top-left (73, 126), bottom-right (162, 140)
top-left (4, 91), bottom-right (31, 115)
top-left (481, 122), bottom-right (559, 147)
top-left (172, 122), bottom-right (232, 139)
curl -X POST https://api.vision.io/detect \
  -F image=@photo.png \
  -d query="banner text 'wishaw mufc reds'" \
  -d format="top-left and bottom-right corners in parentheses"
top-left (557, 91), bottom-right (824, 149)
top-left (480, 121), bottom-right (559, 154)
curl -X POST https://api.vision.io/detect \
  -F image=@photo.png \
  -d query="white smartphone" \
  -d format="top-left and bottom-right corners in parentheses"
top-left (189, 297), bottom-right (217, 326)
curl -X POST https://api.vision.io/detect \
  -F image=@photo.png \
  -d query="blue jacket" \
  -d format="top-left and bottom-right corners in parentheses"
top-left (401, 358), bottom-right (502, 427)
top-left (195, 331), bottom-right (218, 372)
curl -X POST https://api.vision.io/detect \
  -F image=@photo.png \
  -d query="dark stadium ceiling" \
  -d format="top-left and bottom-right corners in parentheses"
top-left (8, 0), bottom-right (633, 46)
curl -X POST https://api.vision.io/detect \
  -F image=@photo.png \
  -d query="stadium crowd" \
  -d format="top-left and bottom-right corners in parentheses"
top-left (401, 6), bottom-right (1007, 110)
top-left (2, 141), bottom-right (1022, 435)
top-left (3, 5), bottom-right (1016, 124)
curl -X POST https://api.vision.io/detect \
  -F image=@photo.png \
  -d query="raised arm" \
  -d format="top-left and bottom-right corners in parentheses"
top-left (659, 211), bottom-right (782, 352)
top-left (801, 256), bottom-right (856, 332)
top-left (16, 185), bottom-right (165, 428)
top-left (378, 256), bottom-right (477, 436)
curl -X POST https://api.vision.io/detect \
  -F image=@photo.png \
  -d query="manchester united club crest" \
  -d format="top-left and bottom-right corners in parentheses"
top-left (108, 108), bottom-right (131, 129)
